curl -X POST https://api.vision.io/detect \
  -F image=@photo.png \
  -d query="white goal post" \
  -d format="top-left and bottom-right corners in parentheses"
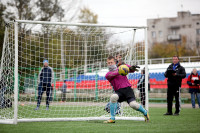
top-left (0, 20), bottom-right (148, 124)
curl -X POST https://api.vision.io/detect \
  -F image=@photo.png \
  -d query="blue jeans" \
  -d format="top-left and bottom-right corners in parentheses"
top-left (191, 93), bottom-right (200, 108)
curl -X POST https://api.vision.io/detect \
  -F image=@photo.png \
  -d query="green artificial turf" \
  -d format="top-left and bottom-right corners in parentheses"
top-left (0, 107), bottom-right (200, 133)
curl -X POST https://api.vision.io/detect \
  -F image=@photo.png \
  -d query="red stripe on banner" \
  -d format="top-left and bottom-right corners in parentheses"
top-left (52, 78), bottom-right (190, 90)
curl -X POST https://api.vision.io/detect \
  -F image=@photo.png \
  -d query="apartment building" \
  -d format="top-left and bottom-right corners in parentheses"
top-left (147, 11), bottom-right (200, 51)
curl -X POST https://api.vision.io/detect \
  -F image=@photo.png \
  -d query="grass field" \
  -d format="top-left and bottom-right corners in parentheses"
top-left (0, 107), bottom-right (200, 133)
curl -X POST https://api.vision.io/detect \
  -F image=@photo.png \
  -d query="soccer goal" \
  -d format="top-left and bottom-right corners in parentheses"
top-left (0, 20), bottom-right (148, 124)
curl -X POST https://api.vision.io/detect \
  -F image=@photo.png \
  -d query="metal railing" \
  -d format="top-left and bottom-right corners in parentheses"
top-left (148, 56), bottom-right (200, 64)
top-left (130, 56), bottom-right (200, 65)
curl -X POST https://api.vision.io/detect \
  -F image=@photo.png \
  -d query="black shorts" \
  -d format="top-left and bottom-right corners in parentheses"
top-left (115, 87), bottom-right (136, 104)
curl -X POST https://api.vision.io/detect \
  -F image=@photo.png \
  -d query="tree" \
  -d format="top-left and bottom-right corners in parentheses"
top-left (149, 42), bottom-right (197, 59)
top-left (3, 0), bottom-right (67, 22)
top-left (3, 0), bottom-right (35, 21)
top-left (0, 3), bottom-right (6, 59)
top-left (35, 0), bottom-right (64, 21)
top-left (78, 7), bottom-right (109, 72)
top-left (79, 7), bottom-right (98, 24)
top-left (149, 43), bottom-right (176, 58)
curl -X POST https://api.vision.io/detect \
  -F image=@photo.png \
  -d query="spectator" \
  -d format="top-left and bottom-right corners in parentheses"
top-left (187, 68), bottom-right (200, 108)
top-left (137, 68), bottom-right (150, 107)
top-left (35, 59), bottom-right (54, 111)
top-left (115, 53), bottom-right (122, 66)
top-left (60, 80), bottom-right (67, 102)
top-left (164, 55), bottom-right (186, 115)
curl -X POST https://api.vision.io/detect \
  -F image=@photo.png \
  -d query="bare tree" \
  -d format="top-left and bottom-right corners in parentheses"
top-left (35, 0), bottom-right (64, 21)
top-left (0, 3), bottom-right (6, 59)
top-left (3, 0), bottom-right (35, 21)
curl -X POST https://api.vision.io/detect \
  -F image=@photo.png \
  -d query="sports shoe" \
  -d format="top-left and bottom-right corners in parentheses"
top-left (46, 107), bottom-right (49, 110)
top-left (164, 112), bottom-right (173, 115)
top-left (173, 112), bottom-right (179, 116)
top-left (34, 107), bottom-right (39, 111)
top-left (144, 112), bottom-right (150, 122)
top-left (103, 119), bottom-right (115, 123)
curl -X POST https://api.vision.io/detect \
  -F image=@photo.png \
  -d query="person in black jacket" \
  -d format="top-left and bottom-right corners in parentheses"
top-left (35, 59), bottom-right (54, 110)
top-left (164, 55), bottom-right (186, 115)
top-left (137, 68), bottom-right (150, 107)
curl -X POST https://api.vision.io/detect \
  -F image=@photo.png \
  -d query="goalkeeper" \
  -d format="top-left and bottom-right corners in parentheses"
top-left (104, 55), bottom-right (149, 123)
top-left (35, 59), bottom-right (54, 111)
top-left (104, 53), bottom-right (123, 114)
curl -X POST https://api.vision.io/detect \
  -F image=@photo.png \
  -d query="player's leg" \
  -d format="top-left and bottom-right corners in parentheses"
top-left (63, 91), bottom-right (67, 102)
top-left (35, 83), bottom-right (43, 110)
top-left (174, 87), bottom-right (181, 115)
top-left (196, 93), bottom-right (200, 108)
top-left (110, 94), bottom-right (119, 119)
top-left (104, 94), bottom-right (119, 123)
top-left (165, 85), bottom-right (173, 115)
top-left (50, 87), bottom-right (53, 101)
top-left (128, 99), bottom-right (149, 122)
top-left (61, 92), bottom-right (65, 102)
top-left (124, 87), bottom-right (149, 122)
top-left (46, 83), bottom-right (52, 110)
top-left (190, 92), bottom-right (195, 108)
top-left (166, 91), bottom-right (173, 115)
top-left (141, 88), bottom-right (145, 107)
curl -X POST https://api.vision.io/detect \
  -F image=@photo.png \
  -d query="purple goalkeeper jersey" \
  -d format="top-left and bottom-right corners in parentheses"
top-left (105, 64), bottom-right (134, 91)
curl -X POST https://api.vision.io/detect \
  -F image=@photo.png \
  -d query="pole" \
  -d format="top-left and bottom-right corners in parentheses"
top-left (53, 72), bottom-right (56, 100)
top-left (74, 70), bottom-right (77, 101)
top-left (0, 26), bottom-right (8, 81)
top-left (34, 73), bottom-right (38, 100)
top-left (14, 21), bottom-right (19, 124)
top-left (128, 29), bottom-right (136, 65)
top-left (61, 31), bottom-right (65, 80)
top-left (84, 35), bottom-right (87, 73)
top-left (95, 70), bottom-right (98, 101)
top-left (144, 28), bottom-right (149, 111)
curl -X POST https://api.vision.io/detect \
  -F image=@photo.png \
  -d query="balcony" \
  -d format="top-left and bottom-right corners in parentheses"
top-left (167, 34), bottom-right (181, 41)
top-left (170, 26), bottom-right (180, 29)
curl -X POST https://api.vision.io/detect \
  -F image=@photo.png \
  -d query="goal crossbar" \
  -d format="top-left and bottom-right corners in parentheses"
top-left (14, 20), bottom-right (147, 29)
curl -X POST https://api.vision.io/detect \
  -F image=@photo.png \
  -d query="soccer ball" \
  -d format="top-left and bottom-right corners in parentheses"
top-left (118, 65), bottom-right (129, 76)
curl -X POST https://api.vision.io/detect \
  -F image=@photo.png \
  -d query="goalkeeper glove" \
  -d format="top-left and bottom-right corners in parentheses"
top-left (129, 65), bottom-right (140, 72)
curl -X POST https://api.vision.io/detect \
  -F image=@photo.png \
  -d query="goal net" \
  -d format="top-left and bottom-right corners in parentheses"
top-left (0, 20), bottom-right (148, 124)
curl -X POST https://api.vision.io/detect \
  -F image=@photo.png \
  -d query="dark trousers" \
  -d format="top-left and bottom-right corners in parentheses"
top-left (61, 92), bottom-right (66, 102)
top-left (167, 84), bottom-right (181, 113)
top-left (140, 88), bottom-right (146, 107)
top-left (37, 82), bottom-right (52, 107)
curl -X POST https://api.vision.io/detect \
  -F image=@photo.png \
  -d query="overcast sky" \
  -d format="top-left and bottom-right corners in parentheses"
top-left (81, 0), bottom-right (200, 26)
top-left (79, 0), bottom-right (200, 42)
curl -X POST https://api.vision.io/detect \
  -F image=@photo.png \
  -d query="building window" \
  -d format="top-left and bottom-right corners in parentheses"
top-left (196, 29), bottom-right (200, 35)
top-left (197, 22), bottom-right (199, 25)
top-left (152, 25), bottom-right (155, 28)
top-left (159, 31), bottom-right (163, 37)
top-left (152, 31), bottom-right (156, 38)
top-left (197, 41), bottom-right (200, 47)
top-left (172, 30), bottom-right (176, 35)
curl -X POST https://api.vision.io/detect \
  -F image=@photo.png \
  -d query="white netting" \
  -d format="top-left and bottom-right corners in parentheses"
top-left (0, 21), bottom-right (147, 123)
